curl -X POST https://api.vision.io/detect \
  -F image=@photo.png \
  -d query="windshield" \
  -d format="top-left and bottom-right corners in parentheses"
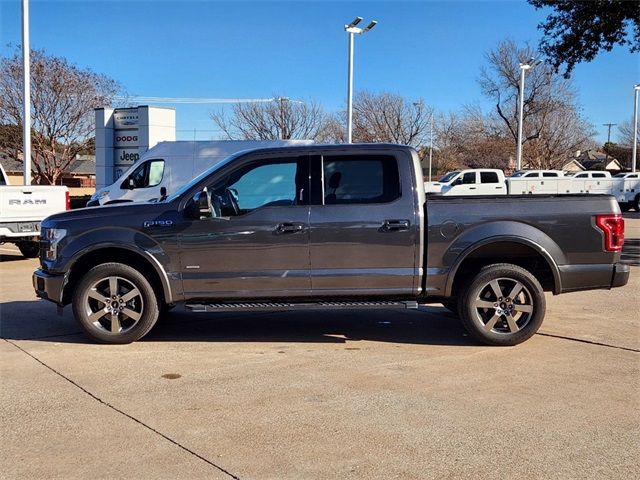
top-left (614, 173), bottom-right (626, 178)
top-left (165, 150), bottom-right (248, 202)
top-left (511, 171), bottom-right (526, 177)
top-left (438, 171), bottom-right (460, 183)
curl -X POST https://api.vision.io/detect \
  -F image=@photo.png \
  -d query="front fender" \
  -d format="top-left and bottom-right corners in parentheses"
top-left (60, 227), bottom-right (175, 303)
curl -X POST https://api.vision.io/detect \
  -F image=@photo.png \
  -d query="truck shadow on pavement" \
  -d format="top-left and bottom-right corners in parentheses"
top-left (0, 253), bottom-right (28, 262)
top-left (0, 301), bottom-right (477, 347)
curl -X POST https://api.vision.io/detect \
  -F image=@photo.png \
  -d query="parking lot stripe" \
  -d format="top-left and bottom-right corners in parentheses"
top-left (3, 338), bottom-right (242, 480)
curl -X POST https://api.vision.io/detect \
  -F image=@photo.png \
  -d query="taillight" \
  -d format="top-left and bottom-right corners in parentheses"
top-left (595, 214), bottom-right (624, 251)
top-left (65, 191), bottom-right (70, 210)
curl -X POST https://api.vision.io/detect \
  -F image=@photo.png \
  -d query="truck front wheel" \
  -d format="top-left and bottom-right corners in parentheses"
top-left (72, 263), bottom-right (160, 344)
top-left (17, 241), bottom-right (39, 258)
top-left (458, 263), bottom-right (545, 346)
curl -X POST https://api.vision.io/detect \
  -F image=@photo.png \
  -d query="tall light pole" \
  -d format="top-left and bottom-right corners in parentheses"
top-left (428, 110), bottom-right (434, 182)
top-left (632, 84), bottom-right (639, 173)
top-left (21, 0), bottom-right (31, 185)
top-left (345, 17), bottom-right (377, 143)
top-left (515, 58), bottom-right (541, 171)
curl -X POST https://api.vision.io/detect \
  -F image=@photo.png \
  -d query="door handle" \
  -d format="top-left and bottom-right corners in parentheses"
top-left (469, 186), bottom-right (476, 190)
top-left (276, 222), bottom-right (304, 234)
top-left (382, 219), bottom-right (410, 232)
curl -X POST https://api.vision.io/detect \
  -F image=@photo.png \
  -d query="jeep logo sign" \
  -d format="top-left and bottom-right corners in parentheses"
top-left (9, 199), bottom-right (47, 205)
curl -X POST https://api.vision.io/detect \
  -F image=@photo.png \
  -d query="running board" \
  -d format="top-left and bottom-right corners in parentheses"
top-left (185, 300), bottom-right (419, 313)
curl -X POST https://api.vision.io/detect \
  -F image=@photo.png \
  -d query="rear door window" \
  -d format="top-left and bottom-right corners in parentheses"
top-left (543, 172), bottom-right (559, 177)
top-left (592, 173), bottom-right (607, 178)
top-left (480, 172), bottom-right (499, 183)
top-left (321, 155), bottom-right (400, 204)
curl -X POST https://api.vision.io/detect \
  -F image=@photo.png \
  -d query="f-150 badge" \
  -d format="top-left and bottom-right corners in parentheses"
top-left (143, 220), bottom-right (174, 228)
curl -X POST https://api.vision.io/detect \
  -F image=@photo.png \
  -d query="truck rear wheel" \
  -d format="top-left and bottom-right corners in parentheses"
top-left (72, 262), bottom-right (160, 344)
top-left (458, 263), bottom-right (545, 346)
top-left (17, 241), bottom-right (39, 258)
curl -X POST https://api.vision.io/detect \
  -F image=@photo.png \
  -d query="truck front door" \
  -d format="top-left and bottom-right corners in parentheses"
top-left (308, 152), bottom-right (419, 296)
top-left (178, 154), bottom-right (311, 299)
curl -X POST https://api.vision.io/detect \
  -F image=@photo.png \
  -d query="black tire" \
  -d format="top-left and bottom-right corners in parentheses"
top-left (458, 263), bottom-right (545, 346)
top-left (17, 241), bottom-right (39, 258)
top-left (634, 194), bottom-right (640, 212)
top-left (620, 203), bottom-right (631, 213)
top-left (72, 262), bottom-right (160, 344)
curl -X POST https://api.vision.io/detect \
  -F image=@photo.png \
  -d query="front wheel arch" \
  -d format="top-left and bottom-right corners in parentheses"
top-left (64, 247), bottom-right (170, 306)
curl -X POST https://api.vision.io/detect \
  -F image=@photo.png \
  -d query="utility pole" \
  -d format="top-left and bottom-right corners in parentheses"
top-left (277, 97), bottom-right (288, 140)
top-left (603, 123), bottom-right (616, 164)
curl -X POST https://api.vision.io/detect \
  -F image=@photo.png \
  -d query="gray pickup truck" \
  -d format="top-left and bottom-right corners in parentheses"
top-left (33, 144), bottom-right (629, 346)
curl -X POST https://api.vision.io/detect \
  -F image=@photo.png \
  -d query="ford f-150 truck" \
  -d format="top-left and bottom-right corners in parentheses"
top-left (33, 144), bottom-right (630, 346)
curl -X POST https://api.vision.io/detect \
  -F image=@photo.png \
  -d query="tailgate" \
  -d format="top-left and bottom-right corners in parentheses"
top-left (0, 186), bottom-right (68, 222)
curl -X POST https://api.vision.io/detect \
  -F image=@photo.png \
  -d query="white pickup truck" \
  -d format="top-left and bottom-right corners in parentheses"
top-left (0, 164), bottom-right (69, 257)
top-left (426, 168), bottom-right (640, 211)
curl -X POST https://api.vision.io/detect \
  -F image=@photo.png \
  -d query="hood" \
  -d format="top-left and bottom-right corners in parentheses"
top-left (42, 202), bottom-right (167, 226)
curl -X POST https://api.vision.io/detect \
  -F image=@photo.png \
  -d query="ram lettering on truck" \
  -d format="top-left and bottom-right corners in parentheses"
top-left (33, 144), bottom-right (630, 346)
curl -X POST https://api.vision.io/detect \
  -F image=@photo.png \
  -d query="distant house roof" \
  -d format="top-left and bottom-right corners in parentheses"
top-left (563, 150), bottom-right (623, 172)
top-left (0, 153), bottom-right (95, 176)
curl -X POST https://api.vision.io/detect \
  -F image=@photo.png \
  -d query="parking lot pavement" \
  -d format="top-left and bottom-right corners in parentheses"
top-left (1, 219), bottom-right (639, 479)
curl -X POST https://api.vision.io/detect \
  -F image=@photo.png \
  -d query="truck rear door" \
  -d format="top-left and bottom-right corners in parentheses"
top-left (308, 151), bottom-right (419, 296)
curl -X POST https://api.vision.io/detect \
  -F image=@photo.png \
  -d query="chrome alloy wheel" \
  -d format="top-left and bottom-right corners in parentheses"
top-left (83, 276), bottom-right (144, 334)
top-left (472, 277), bottom-right (534, 334)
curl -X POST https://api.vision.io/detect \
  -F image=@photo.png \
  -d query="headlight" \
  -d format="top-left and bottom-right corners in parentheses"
top-left (43, 228), bottom-right (67, 261)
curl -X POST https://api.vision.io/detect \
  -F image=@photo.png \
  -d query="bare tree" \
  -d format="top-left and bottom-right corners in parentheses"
top-left (0, 48), bottom-right (119, 184)
top-left (478, 39), bottom-right (594, 169)
top-left (617, 117), bottom-right (639, 147)
top-left (433, 109), bottom-right (513, 172)
top-left (352, 91), bottom-right (433, 146)
top-left (211, 97), bottom-right (328, 141)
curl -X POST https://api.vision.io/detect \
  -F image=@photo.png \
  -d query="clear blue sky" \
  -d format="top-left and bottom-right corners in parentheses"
top-left (1, 0), bottom-right (638, 143)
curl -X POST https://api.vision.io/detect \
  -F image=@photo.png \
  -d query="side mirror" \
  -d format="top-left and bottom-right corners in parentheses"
top-left (452, 178), bottom-right (463, 186)
top-left (188, 190), bottom-right (212, 219)
top-left (128, 178), bottom-right (135, 189)
top-left (160, 186), bottom-right (167, 198)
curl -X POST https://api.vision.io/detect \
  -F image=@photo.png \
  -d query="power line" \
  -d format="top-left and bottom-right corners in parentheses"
top-left (114, 96), bottom-right (278, 104)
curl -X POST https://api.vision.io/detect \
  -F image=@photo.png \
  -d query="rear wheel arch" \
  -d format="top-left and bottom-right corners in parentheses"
top-left (63, 246), bottom-right (171, 305)
top-left (446, 238), bottom-right (561, 297)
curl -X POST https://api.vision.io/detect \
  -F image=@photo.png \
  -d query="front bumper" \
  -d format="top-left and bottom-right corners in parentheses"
top-left (33, 269), bottom-right (66, 305)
